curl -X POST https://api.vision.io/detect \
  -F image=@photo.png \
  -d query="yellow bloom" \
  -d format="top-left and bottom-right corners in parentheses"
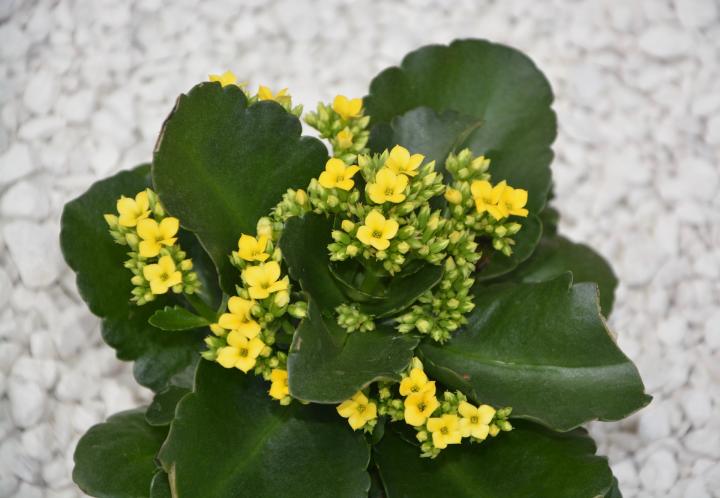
top-left (116, 191), bottom-right (150, 227)
top-left (488, 424), bottom-right (500, 437)
top-left (216, 333), bottom-right (265, 372)
top-left (470, 180), bottom-right (505, 220)
top-left (337, 391), bottom-right (377, 430)
top-left (444, 187), bottom-right (462, 205)
top-left (404, 389), bottom-right (440, 427)
top-left (318, 158), bottom-right (360, 191)
top-left (258, 85), bottom-right (289, 103)
top-left (458, 401), bottom-right (495, 439)
top-left (237, 234), bottom-right (270, 262)
top-left (427, 414), bottom-right (463, 449)
top-left (385, 145), bottom-right (424, 177)
top-left (142, 255), bottom-right (182, 295)
top-left (218, 296), bottom-right (261, 339)
top-left (136, 217), bottom-right (179, 258)
top-left (337, 128), bottom-right (354, 149)
top-left (399, 368), bottom-right (435, 397)
top-left (209, 323), bottom-right (224, 336)
top-left (208, 70), bottom-right (237, 87)
top-left (498, 186), bottom-right (529, 218)
top-left (367, 168), bottom-right (408, 204)
top-left (356, 210), bottom-right (399, 251)
top-left (332, 95), bottom-right (363, 121)
top-left (242, 261), bottom-right (289, 299)
top-left (269, 368), bottom-right (289, 400)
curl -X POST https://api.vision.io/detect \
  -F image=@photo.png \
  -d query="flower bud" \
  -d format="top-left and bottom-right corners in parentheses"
top-left (444, 188), bottom-right (462, 205)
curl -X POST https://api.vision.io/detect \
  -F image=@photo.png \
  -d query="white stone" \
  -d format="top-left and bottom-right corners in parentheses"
top-left (23, 70), bottom-right (59, 115)
top-left (638, 403), bottom-right (672, 441)
top-left (639, 449), bottom-right (678, 492)
top-left (0, 180), bottom-right (51, 220)
top-left (685, 427), bottom-right (720, 458)
top-left (18, 116), bottom-right (66, 140)
top-left (56, 89), bottom-right (95, 123)
top-left (0, 143), bottom-right (34, 186)
top-left (55, 369), bottom-right (100, 402)
top-left (14, 483), bottom-right (43, 498)
top-left (42, 459), bottom-right (71, 490)
top-left (657, 315), bottom-right (687, 346)
top-left (8, 379), bottom-right (47, 429)
top-left (0, 469), bottom-right (18, 498)
top-left (706, 115), bottom-right (720, 144)
top-left (682, 388), bottom-right (713, 427)
top-left (638, 25), bottom-right (693, 58)
top-left (100, 380), bottom-right (137, 415)
top-left (0, 342), bottom-right (21, 371)
top-left (3, 222), bottom-right (62, 288)
top-left (0, 268), bottom-right (10, 308)
top-left (612, 459), bottom-right (638, 488)
top-left (11, 358), bottom-right (58, 390)
top-left (705, 311), bottom-right (720, 350)
top-left (89, 139), bottom-right (120, 175)
top-left (29, 330), bottom-right (58, 359)
top-left (683, 478), bottom-right (711, 498)
top-left (674, 0), bottom-right (718, 28)
top-left (21, 423), bottom-right (56, 463)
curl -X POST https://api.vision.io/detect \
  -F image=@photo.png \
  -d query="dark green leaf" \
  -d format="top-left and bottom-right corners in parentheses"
top-left (73, 408), bottom-right (168, 498)
top-left (158, 361), bottom-right (370, 498)
top-left (538, 204), bottom-right (560, 237)
top-left (374, 422), bottom-right (615, 498)
top-left (146, 384), bottom-right (191, 426)
top-left (178, 230), bottom-right (223, 309)
top-left (149, 305), bottom-right (210, 331)
top-left (281, 214), bottom-right (442, 318)
top-left (373, 107), bottom-right (482, 174)
top-left (506, 234), bottom-right (618, 316)
top-left (288, 301), bottom-right (419, 403)
top-left (365, 38), bottom-right (557, 213)
top-left (60, 165), bottom-right (206, 391)
top-left (420, 274), bottom-right (650, 431)
top-left (150, 472), bottom-right (172, 498)
top-left (605, 478), bottom-right (623, 498)
top-left (153, 82), bottom-right (328, 293)
top-left (476, 213), bottom-right (542, 281)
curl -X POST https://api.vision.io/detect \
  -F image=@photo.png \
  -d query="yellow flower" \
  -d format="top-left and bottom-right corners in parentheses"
top-left (136, 217), bottom-right (179, 258)
top-left (237, 234), bottom-right (270, 262)
top-left (269, 368), bottom-right (289, 400)
top-left (337, 391), bottom-right (377, 430)
top-left (209, 323), bottom-right (224, 336)
top-left (242, 261), bottom-right (289, 299)
top-left (258, 85), bottom-right (289, 103)
top-left (427, 414), bottom-right (463, 449)
top-left (470, 180), bottom-right (505, 220)
top-left (337, 128), bottom-right (354, 149)
top-left (318, 158), bottom-right (360, 191)
top-left (208, 70), bottom-right (237, 87)
top-left (458, 401), bottom-right (495, 440)
top-left (404, 389), bottom-right (440, 427)
top-left (216, 333), bottom-right (265, 372)
top-left (488, 424), bottom-right (500, 437)
top-left (218, 296), bottom-right (261, 339)
top-left (367, 168), bottom-right (408, 204)
top-left (142, 255), bottom-right (182, 295)
top-left (444, 187), bottom-right (462, 205)
top-left (116, 191), bottom-right (150, 227)
top-left (356, 210), bottom-right (399, 251)
top-left (385, 145), bottom-right (424, 177)
top-left (399, 368), bottom-right (435, 397)
top-left (332, 95), bottom-right (362, 120)
top-left (498, 186), bottom-right (529, 218)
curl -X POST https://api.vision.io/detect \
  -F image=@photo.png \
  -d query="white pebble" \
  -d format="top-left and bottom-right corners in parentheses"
top-left (685, 426), bottom-right (720, 458)
top-left (639, 449), bottom-right (678, 492)
top-left (22, 70), bottom-right (59, 116)
top-left (0, 268), bottom-right (10, 308)
top-left (21, 423), bottom-right (56, 463)
top-left (0, 180), bottom-right (51, 220)
top-left (657, 315), bottom-right (687, 346)
top-left (638, 25), bottom-right (693, 58)
top-left (638, 403), bottom-right (672, 441)
top-left (674, 0), bottom-right (718, 28)
top-left (8, 380), bottom-right (48, 429)
top-left (3, 222), bottom-right (63, 288)
top-left (0, 143), bottom-right (35, 187)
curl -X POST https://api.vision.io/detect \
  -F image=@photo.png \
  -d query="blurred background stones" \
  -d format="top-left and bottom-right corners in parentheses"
top-left (0, 0), bottom-right (718, 496)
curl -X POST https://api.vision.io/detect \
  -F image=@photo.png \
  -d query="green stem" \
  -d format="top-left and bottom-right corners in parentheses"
top-left (184, 293), bottom-right (218, 322)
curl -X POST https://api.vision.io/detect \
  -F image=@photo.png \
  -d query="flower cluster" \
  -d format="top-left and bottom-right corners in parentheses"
top-left (104, 188), bottom-right (200, 304)
top-left (203, 222), bottom-right (306, 406)
top-left (208, 70), bottom-right (302, 116)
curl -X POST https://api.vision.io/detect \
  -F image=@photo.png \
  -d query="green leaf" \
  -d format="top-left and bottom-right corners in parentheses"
top-left (149, 305), bottom-right (211, 331)
top-left (374, 422), bottom-right (615, 498)
top-left (150, 472), bottom-right (172, 498)
top-left (288, 301), bottom-right (419, 403)
top-left (153, 82), bottom-right (328, 293)
top-left (73, 408), bottom-right (168, 498)
top-left (420, 274), bottom-right (650, 431)
top-left (605, 478), bottom-right (623, 498)
top-left (146, 384), bottom-right (191, 426)
top-left (506, 234), bottom-right (618, 316)
top-left (476, 213), bottom-right (543, 281)
top-left (369, 107), bottom-right (482, 173)
top-left (158, 361), bottom-right (370, 498)
top-left (365, 38), bottom-right (556, 213)
top-left (60, 165), bottom-right (206, 391)
top-left (281, 214), bottom-right (442, 317)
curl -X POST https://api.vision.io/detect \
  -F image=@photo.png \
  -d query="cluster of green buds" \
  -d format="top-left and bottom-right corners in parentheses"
top-left (104, 188), bottom-right (200, 305)
top-left (335, 303), bottom-right (375, 333)
top-left (305, 95), bottom-right (370, 163)
top-left (271, 188), bottom-right (311, 222)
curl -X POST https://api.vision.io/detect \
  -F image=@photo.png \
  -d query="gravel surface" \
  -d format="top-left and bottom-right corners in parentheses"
top-left (1, 0), bottom-right (719, 497)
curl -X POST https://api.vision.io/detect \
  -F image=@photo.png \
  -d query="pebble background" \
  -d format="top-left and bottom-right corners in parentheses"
top-left (1, 0), bottom-right (719, 497)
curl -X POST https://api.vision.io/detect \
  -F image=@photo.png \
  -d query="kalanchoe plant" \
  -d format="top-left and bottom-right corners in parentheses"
top-left (62, 39), bottom-right (650, 498)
